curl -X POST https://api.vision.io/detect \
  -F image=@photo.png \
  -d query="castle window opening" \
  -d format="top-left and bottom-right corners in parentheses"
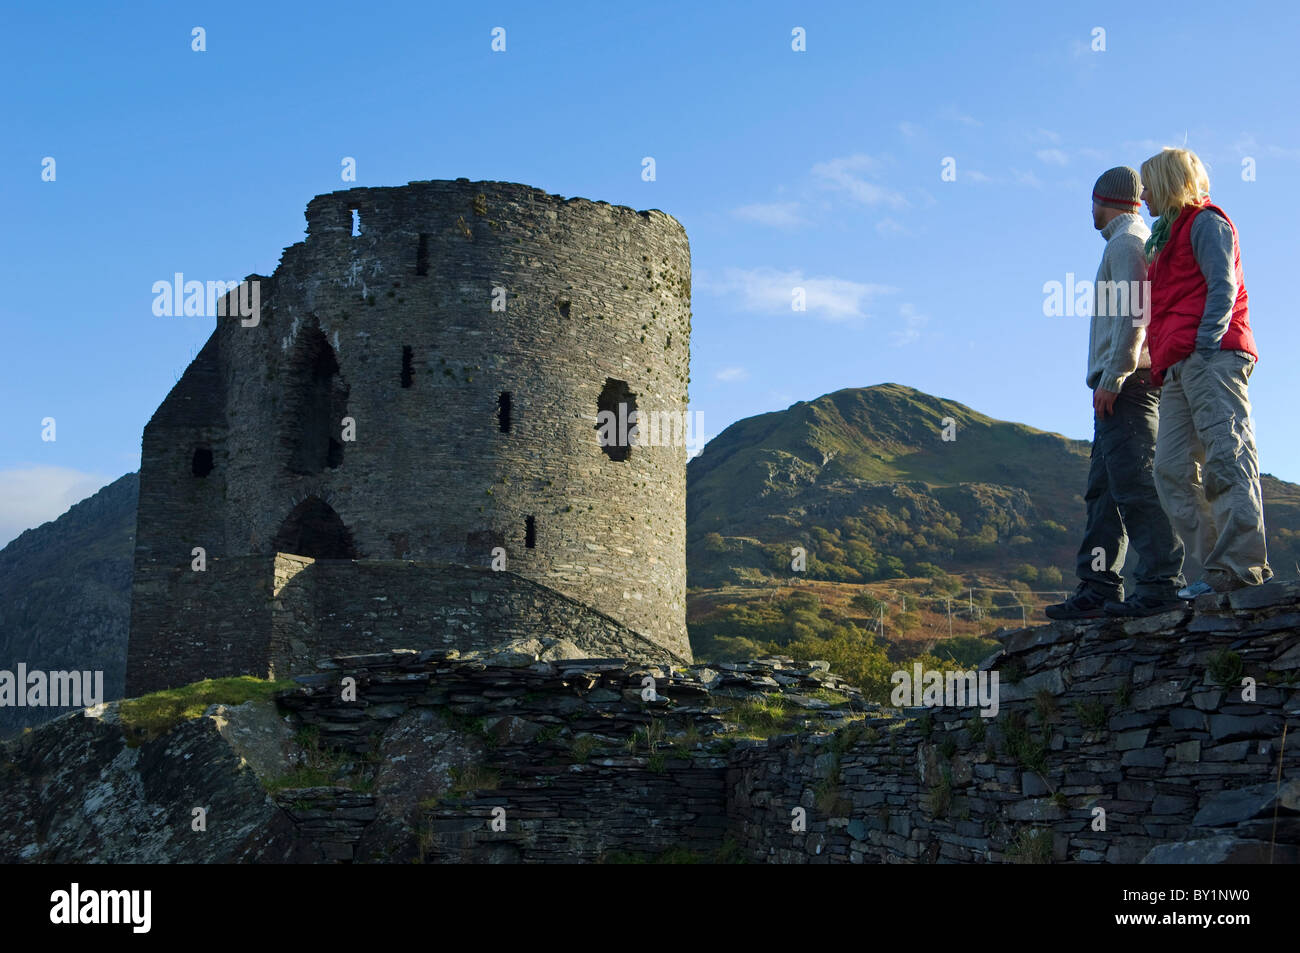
top-left (498, 392), bottom-right (512, 433)
top-left (286, 324), bottom-right (348, 475)
top-left (416, 233), bottom-right (429, 276)
top-left (597, 377), bottom-right (636, 462)
top-left (351, 208), bottom-right (361, 238)
top-left (525, 515), bottom-right (536, 549)
top-left (401, 346), bottom-right (414, 388)
top-left (191, 446), bottom-right (214, 477)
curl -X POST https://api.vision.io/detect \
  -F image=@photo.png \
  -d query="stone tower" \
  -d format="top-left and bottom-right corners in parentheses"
top-left (126, 179), bottom-right (692, 696)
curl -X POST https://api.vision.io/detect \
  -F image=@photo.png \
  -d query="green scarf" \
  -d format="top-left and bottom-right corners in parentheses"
top-left (1144, 209), bottom-right (1178, 263)
top-left (1144, 196), bottom-right (1211, 262)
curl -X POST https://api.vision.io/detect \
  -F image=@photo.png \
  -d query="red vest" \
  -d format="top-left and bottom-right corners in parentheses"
top-left (1146, 201), bottom-right (1256, 385)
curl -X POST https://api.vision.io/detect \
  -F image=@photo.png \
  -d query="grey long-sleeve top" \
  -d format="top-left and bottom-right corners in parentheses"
top-left (1190, 209), bottom-right (1240, 351)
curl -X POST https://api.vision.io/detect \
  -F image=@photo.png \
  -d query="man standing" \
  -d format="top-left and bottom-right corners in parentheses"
top-left (1046, 167), bottom-right (1186, 620)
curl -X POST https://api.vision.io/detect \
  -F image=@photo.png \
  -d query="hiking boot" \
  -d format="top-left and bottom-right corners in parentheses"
top-left (1205, 570), bottom-right (1250, 594)
top-left (1045, 586), bottom-right (1112, 620)
top-left (1103, 593), bottom-right (1186, 617)
top-left (1178, 579), bottom-right (1213, 600)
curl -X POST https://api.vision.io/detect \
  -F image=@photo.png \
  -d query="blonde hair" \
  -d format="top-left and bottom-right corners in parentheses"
top-left (1140, 148), bottom-right (1211, 218)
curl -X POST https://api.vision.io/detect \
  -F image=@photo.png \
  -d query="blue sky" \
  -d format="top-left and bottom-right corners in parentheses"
top-left (3, 0), bottom-right (1298, 544)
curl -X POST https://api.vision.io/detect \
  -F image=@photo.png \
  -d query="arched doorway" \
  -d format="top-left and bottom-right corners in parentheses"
top-left (272, 496), bottom-right (357, 559)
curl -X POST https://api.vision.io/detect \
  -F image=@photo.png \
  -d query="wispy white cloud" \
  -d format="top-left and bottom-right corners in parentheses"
top-left (899, 121), bottom-right (921, 138)
top-left (1011, 168), bottom-right (1044, 188)
top-left (1036, 148), bottom-right (1069, 166)
top-left (766, 390), bottom-right (797, 408)
top-left (732, 201), bottom-right (806, 227)
top-left (1123, 136), bottom-right (1187, 160)
top-left (1232, 133), bottom-right (1300, 160)
top-left (811, 154), bottom-right (908, 208)
top-left (696, 266), bottom-right (898, 322)
top-left (890, 302), bottom-right (929, 347)
top-left (938, 106), bottom-right (981, 127)
top-left (715, 366), bottom-right (749, 382)
top-left (0, 465), bottom-right (114, 547)
top-left (875, 217), bottom-right (914, 236)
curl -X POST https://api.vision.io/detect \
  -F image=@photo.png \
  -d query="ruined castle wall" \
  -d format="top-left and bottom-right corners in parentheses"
top-left (265, 560), bottom-right (692, 679)
top-left (132, 554), bottom-right (689, 697)
top-left (300, 562), bottom-right (690, 671)
top-left (132, 334), bottom-right (229, 567)
top-left (129, 179), bottom-right (692, 693)
top-left (218, 179), bottom-right (691, 657)
top-left (127, 557), bottom-right (275, 695)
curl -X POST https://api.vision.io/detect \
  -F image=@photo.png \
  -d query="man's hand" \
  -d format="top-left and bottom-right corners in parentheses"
top-left (1093, 386), bottom-right (1120, 417)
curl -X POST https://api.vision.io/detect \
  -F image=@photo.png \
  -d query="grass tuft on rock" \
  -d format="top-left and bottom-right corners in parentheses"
top-left (118, 676), bottom-right (295, 745)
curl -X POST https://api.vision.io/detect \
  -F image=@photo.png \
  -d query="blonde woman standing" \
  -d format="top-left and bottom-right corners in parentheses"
top-left (1140, 147), bottom-right (1272, 597)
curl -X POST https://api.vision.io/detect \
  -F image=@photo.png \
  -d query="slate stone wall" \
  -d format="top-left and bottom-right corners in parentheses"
top-left (274, 585), bottom-right (1299, 863)
top-left (127, 557), bottom-right (276, 694)
top-left (9, 588), bottom-right (1298, 863)
top-left (727, 584), bottom-right (1300, 864)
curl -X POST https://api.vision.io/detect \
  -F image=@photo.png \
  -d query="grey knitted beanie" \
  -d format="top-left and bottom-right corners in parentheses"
top-left (1093, 166), bottom-right (1142, 211)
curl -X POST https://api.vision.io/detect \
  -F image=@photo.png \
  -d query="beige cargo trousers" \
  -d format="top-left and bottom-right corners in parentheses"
top-left (1153, 349), bottom-right (1273, 587)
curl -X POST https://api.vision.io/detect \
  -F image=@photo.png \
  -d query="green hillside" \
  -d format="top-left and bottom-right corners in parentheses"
top-left (685, 383), bottom-right (1300, 673)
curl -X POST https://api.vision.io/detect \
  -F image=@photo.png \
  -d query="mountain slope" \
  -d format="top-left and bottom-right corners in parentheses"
top-left (687, 383), bottom-right (1300, 589)
top-left (0, 473), bottom-right (138, 736)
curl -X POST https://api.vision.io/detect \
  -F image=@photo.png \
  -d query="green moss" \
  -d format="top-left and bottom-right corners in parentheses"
top-left (265, 765), bottom-right (336, 792)
top-left (534, 724), bottom-right (563, 744)
top-left (1002, 710), bottom-right (1049, 775)
top-left (1001, 659), bottom-right (1026, 685)
top-left (1113, 680), bottom-right (1133, 709)
top-left (1208, 649), bottom-right (1244, 686)
top-left (1073, 698), bottom-right (1107, 730)
top-left (447, 764), bottom-right (500, 796)
top-left (118, 676), bottom-right (295, 746)
top-left (813, 753), bottom-right (851, 815)
top-left (723, 694), bottom-right (799, 739)
top-left (812, 688), bottom-right (849, 706)
top-left (266, 722), bottom-right (370, 792)
top-left (1006, 828), bottom-right (1053, 864)
top-left (929, 766), bottom-right (953, 818)
top-left (1034, 688), bottom-right (1059, 725)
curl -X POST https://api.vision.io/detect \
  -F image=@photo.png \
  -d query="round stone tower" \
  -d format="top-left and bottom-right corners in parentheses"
top-left (128, 179), bottom-right (692, 693)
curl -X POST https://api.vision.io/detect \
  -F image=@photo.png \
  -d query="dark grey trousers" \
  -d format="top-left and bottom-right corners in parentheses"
top-left (1076, 368), bottom-right (1186, 599)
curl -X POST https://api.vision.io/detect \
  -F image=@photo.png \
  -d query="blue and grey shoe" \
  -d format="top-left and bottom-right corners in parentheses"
top-left (1178, 580), bottom-right (1214, 600)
